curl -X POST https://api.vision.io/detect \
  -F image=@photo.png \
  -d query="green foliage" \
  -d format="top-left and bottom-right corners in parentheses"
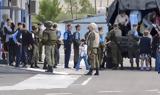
top-left (79, 0), bottom-right (95, 14)
top-left (64, 0), bottom-right (95, 19)
top-left (36, 0), bottom-right (61, 22)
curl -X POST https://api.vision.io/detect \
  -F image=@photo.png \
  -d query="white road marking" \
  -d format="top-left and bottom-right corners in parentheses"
top-left (46, 93), bottom-right (72, 95)
top-left (145, 89), bottom-right (159, 92)
top-left (81, 77), bottom-right (92, 86)
top-left (98, 90), bottom-right (122, 93)
top-left (21, 68), bottom-right (69, 75)
top-left (0, 74), bottom-right (80, 91)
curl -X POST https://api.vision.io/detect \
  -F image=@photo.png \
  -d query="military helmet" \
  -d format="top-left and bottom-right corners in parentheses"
top-left (44, 21), bottom-right (53, 28)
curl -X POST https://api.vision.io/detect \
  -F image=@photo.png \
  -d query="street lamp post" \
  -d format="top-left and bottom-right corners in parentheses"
top-left (28, 0), bottom-right (31, 31)
top-left (95, 0), bottom-right (97, 14)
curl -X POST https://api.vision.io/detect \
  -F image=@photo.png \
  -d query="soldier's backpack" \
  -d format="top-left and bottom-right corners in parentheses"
top-left (42, 29), bottom-right (57, 45)
top-left (42, 30), bottom-right (49, 45)
top-left (48, 29), bottom-right (57, 44)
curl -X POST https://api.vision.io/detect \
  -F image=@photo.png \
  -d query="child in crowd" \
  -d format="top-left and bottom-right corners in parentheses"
top-left (75, 39), bottom-right (90, 71)
top-left (139, 30), bottom-right (151, 71)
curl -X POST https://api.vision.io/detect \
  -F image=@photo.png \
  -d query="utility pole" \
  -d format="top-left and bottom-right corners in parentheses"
top-left (95, 0), bottom-right (97, 14)
top-left (70, 0), bottom-right (73, 19)
top-left (28, 0), bottom-right (31, 31)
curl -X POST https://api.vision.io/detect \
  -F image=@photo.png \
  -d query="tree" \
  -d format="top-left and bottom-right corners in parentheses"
top-left (36, 0), bottom-right (61, 22)
top-left (64, 0), bottom-right (79, 19)
top-left (79, 0), bottom-right (95, 14)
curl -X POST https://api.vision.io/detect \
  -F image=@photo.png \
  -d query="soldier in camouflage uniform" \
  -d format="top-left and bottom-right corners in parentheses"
top-left (42, 21), bottom-right (57, 73)
top-left (31, 25), bottom-right (40, 68)
top-left (128, 25), bottom-right (140, 69)
top-left (37, 23), bottom-right (43, 62)
top-left (86, 23), bottom-right (100, 75)
top-left (107, 24), bottom-right (123, 69)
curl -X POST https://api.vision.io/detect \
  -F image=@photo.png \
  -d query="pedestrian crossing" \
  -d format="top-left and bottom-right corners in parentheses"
top-left (0, 59), bottom-right (90, 91)
top-left (0, 74), bottom-right (80, 91)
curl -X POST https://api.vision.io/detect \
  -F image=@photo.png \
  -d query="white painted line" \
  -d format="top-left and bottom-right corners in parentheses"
top-left (0, 74), bottom-right (80, 91)
top-left (46, 93), bottom-right (72, 95)
top-left (21, 68), bottom-right (69, 75)
top-left (81, 77), bottom-right (92, 86)
top-left (145, 89), bottom-right (159, 92)
top-left (98, 90), bottom-right (122, 93)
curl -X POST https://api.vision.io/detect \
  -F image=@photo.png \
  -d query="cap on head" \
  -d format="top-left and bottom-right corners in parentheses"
top-left (53, 23), bottom-right (58, 28)
top-left (44, 21), bottom-right (53, 28)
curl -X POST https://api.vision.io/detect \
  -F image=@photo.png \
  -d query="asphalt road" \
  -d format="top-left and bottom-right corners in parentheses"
top-left (0, 47), bottom-right (159, 95)
top-left (0, 62), bottom-right (159, 95)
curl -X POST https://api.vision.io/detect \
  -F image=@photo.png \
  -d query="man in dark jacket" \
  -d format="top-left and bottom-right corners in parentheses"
top-left (63, 24), bottom-right (72, 68)
top-left (13, 23), bottom-right (23, 67)
top-left (73, 24), bottom-right (81, 68)
top-left (21, 24), bottom-right (34, 68)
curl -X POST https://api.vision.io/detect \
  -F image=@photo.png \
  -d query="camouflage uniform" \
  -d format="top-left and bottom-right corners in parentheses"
top-left (31, 30), bottom-right (41, 68)
top-left (107, 28), bottom-right (123, 69)
top-left (42, 21), bottom-right (57, 72)
top-left (128, 30), bottom-right (140, 69)
top-left (37, 26), bottom-right (43, 62)
top-left (86, 30), bottom-right (100, 75)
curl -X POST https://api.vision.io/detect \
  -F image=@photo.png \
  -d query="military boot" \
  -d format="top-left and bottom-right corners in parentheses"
top-left (35, 63), bottom-right (40, 68)
top-left (85, 69), bottom-right (93, 75)
top-left (43, 61), bottom-right (48, 69)
top-left (46, 66), bottom-right (53, 73)
top-left (94, 68), bottom-right (99, 75)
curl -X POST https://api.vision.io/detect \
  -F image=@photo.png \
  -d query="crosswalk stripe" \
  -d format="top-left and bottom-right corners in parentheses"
top-left (21, 68), bottom-right (69, 75)
top-left (46, 93), bottom-right (72, 95)
top-left (0, 74), bottom-right (80, 91)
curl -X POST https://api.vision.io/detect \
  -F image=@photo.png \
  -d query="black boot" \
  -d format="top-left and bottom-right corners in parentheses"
top-left (85, 69), bottom-right (93, 75)
top-left (120, 63), bottom-right (124, 70)
top-left (35, 63), bottom-right (40, 68)
top-left (43, 65), bottom-right (47, 69)
top-left (94, 68), bottom-right (99, 75)
top-left (46, 66), bottom-right (53, 73)
top-left (43, 59), bottom-right (48, 69)
top-left (30, 63), bottom-right (35, 68)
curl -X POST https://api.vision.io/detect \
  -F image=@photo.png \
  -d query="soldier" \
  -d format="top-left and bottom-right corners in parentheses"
top-left (30, 25), bottom-right (40, 68)
top-left (63, 24), bottom-right (72, 68)
top-left (53, 23), bottom-right (61, 68)
top-left (128, 24), bottom-right (140, 69)
top-left (86, 23), bottom-right (100, 75)
top-left (42, 21), bottom-right (57, 73)
top-left (73, 24), bottom-right (81, 68)
top-left (107, 24), bottom-right (123, 69)
top-left (37, 23), bottom-right (43, 62)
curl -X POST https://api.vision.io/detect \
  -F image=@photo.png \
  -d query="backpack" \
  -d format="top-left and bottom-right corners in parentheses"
top-left (48, 29), bottom-right (57, 42)
top-left (42, 30), bottom-right (49, 44)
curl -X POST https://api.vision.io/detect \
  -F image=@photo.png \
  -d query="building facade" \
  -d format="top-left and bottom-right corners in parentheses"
top-left (0, 0), bottom-right (39, 30)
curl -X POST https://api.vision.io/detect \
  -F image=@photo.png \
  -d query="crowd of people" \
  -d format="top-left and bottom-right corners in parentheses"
top-left (1, 9), bottom-right (160, 75)
top-left (107, 10), bottom-right (160, 74)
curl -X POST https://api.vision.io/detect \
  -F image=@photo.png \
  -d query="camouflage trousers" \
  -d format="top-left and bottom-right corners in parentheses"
top-left (45, 45), bottom-right (55, 67)
top-left (88, 48), bottom-right (99, 69)
top-left (31, 44), bottom-right (39, 65)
